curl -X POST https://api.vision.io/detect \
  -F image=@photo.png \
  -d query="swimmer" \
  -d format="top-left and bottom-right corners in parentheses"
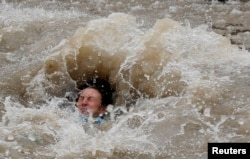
top-left (76, 79), bottom-right (114, 124)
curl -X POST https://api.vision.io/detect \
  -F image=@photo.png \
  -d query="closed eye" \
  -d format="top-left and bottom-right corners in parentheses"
top-left (79, 96), bottom-right (94, 101)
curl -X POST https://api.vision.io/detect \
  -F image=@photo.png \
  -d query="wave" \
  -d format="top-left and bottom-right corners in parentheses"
top-left (1, 12), bottom-right (250, 158)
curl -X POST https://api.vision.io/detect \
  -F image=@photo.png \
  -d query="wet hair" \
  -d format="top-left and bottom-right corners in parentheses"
top-left (77, 78), bottom-right (114, 107)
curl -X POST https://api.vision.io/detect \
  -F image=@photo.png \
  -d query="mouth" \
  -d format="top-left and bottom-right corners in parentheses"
top-left (79, 108), bottom-right (89, 115)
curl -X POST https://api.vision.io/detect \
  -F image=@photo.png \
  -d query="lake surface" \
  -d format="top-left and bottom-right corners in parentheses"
top-left (0, 0), bottom-right (250, 158)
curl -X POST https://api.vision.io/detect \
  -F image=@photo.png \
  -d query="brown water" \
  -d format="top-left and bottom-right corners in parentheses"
top-left (0, 0), bottom-right (250, 158)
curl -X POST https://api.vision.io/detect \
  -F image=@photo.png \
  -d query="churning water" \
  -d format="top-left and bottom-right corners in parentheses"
top-left (0, 0), bottom-right (250, 158)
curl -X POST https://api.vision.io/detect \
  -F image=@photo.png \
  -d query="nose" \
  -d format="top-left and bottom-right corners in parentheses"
top-left (79, 99), bottom-right (87, 106)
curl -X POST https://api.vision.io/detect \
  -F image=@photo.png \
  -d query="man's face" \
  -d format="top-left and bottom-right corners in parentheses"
top-left (77, 88), bottom-right (103, 117)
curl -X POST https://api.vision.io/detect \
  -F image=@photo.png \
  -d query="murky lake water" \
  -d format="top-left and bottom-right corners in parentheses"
top-left (0, 0), bottom-right (250, 158)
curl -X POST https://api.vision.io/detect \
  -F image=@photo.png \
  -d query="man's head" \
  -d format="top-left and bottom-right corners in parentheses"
top-left (76, 79), bottom-right (114, 117)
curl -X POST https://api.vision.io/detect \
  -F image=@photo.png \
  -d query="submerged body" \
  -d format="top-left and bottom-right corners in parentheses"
top-left (77, 88), bottom-right (106, 124)
top-left (77, 88), bottom-right (106, 117)
top-left (76, 79), bottom-right (114, 124)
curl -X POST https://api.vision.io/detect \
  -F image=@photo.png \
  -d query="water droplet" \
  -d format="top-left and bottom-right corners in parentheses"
top-left (7, 135), bottom-right (15, 141)
top-left (5, 149), bottom-right (9, 156)
top-left (106, 104), bottom-right (114, 112)
top-left (204, 108), bottom-right (210, 117)
top-left (144, 74), bottom-right (150, 80)
top-left (238, 118), bottom-right (244, 125)
top-left (28, 134), bottom-right (36, 141)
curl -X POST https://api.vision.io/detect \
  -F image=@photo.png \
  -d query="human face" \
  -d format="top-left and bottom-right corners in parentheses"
top-left (77, 88), bottom-right (104, 117)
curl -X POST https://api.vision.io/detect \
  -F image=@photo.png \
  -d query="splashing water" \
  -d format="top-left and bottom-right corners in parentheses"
top-left (1, 1), bottom-right (250, 158)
